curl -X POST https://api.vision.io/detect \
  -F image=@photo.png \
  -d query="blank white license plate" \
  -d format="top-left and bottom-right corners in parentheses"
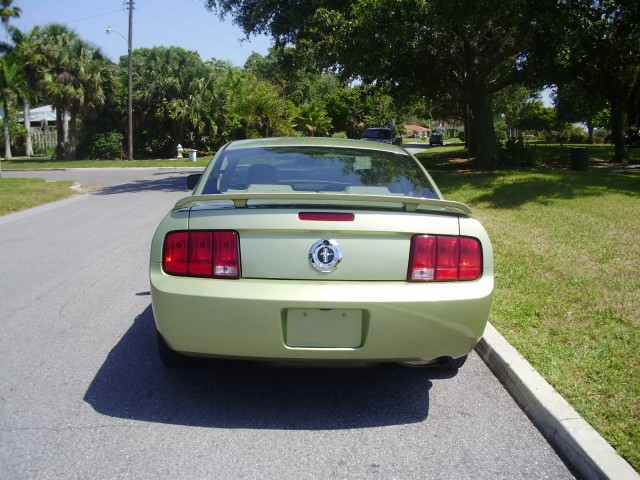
top-left (285, 309), bottom-right (363, 348)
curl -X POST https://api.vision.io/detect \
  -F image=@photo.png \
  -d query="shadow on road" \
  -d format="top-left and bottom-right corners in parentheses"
top-left (84, 305), bottom-right (454, 430)
top-left (92, 171), bottom-right (197, 195)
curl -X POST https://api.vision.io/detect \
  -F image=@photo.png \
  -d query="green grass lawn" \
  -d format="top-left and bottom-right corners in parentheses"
top-left (0, 177), bottom-right (78, 216)
top-left (2, 144), bottom-right (639, 469)
top-left (418, 142), bottom-right (640, 169)
top-left (416, 145), bottom-right (639, 470)
top-left (431, 169), bottom-right (639, 470)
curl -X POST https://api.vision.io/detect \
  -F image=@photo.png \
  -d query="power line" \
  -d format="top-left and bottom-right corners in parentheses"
top-left (48, 8), bottom-right (127, 26)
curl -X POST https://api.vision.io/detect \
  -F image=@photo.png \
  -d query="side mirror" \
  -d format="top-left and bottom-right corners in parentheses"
top-left (187, 174), bottom-right (202, 190)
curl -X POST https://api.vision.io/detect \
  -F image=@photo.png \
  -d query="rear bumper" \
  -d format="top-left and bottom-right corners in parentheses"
top-left (150, 263), bottom-right (493, 363)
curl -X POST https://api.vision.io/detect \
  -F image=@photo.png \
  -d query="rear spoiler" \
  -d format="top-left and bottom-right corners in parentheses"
top-left (174, 193), bottom-right (473, 215)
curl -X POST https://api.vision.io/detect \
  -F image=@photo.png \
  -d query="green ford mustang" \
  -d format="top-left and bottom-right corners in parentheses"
top-left (150, 137), bottom-right (493, 368)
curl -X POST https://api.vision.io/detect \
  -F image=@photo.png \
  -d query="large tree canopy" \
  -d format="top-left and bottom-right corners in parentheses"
top-left (206, 0), bottom-right (554, 168)
top-left (548, 0), bottom-right (640, 161)
top-left (131, 46), bottom-right (224, 155)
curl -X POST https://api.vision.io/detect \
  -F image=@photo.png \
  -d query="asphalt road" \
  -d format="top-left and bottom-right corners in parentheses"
top-left (0, 168), bottom-right (575, 479)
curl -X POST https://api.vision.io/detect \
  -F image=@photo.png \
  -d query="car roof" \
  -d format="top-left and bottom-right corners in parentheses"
top-left (222, 136), bottom-right (405, 154)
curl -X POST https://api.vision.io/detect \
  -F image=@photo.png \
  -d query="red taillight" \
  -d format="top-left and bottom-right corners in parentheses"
top-left (212, 231), bottom-right (240, 278)
top-left (163, 231), bottom-right (189, 275)
top-left (163, 230), bottom-right (240, 279)
top-left (188, 231), bottom-right (213, 276)
top-left (409, 235), bottom-right (482, 282)
top-left (458, 237), bottom-right (482, 279)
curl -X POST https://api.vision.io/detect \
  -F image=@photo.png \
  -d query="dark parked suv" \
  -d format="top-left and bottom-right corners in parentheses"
top-left (429, 134), bottom-right (444, 146)
top-left (361, 128), bottom-right (401, 145)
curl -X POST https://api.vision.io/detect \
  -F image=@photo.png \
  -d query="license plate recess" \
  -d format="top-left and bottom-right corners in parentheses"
top-left (285, 309), bottom-right (363, 348)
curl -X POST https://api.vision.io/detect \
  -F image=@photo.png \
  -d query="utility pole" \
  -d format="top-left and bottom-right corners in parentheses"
top-left (127, 0), bottom-right (134, 160)
top-left (106, 0), bottom-right (134, 160)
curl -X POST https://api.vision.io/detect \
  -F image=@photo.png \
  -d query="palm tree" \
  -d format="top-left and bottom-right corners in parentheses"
top-left (33, 24), bottom-right (78, 159)
top-left (12, 27), bottom-right (43, 157)
top-left (0, 0), bottom-right (22, 173)
top-left (237, 79), bottom-right (292, 138)
top-left (65, 38), bottom-right (118, 159)
top-left (134, 46), bottom-right (225, 155)
top-left (1, 0), bottom-right (21, 43)
top-left (0, 52), bottom-right (27, 165)
top-left (30, 25), bottom-right (119, 160)
top-left (292, 103), bottom-right (332, 137)
top-left (217, 66), bottom-right (292, 140)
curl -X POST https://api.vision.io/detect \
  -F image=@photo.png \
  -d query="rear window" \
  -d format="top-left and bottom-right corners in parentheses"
top-left (201, 146), bottom-right (438, 199)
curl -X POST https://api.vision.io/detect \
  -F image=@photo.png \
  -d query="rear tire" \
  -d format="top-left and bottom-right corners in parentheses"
top-left (157, 329), bottom-right (199, 367)
top-left (442, 354), bottom-right (468, 370)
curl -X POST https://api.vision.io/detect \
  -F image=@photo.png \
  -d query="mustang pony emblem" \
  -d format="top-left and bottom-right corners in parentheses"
top-left (309, 239), bottom-right (342, 273)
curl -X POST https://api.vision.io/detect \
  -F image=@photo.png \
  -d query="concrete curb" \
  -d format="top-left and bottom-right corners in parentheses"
top-left (476, 322), bottom-right (639, 480)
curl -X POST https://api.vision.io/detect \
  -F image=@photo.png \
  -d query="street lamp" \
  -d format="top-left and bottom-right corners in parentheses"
top-left (106, 23), bottom-right (133, 160)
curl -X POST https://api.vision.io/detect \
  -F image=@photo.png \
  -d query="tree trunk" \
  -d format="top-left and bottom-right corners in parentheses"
top-left (62, 108), bottom-right (70, 158)
top-left (608, 88), bottom-right (627, 163)
top-left (69, 111), bottom-right (77, 160)
top-left (3, 102), bottom-right (12, 162)
top-left (468, 87), bottom-right (499, 168)
top-left (462, 39), bottom-right (499, 169)
top-left (23, 98), bottom-right (33, 157)
top-left (586, 120), bottom-right (594, 144)
top-left (55, 107), bottom-right (65, 159)
top-left (54, 106), bottom-right (71, 160)
top-left (463, 102), bottom-right (472, 152)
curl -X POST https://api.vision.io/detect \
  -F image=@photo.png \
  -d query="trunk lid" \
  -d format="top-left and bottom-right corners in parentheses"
top-left (182, 194), bottom-right (465, 281)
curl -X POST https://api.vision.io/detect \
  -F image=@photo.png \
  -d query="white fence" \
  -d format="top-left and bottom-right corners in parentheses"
top-left (29, 129), bottom-right (57, 153)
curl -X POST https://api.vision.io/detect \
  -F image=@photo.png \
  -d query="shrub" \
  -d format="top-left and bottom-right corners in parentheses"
top-left (566, 125), bottom-right (588, 144)
top-left (79, 131), bottom-right (125, 160)
top-left (498, 137), bottom-right (539, 167)
top-left (594, 129), bottom-right (609, 144)
top-left (0, 123), bottom-right (27, 155)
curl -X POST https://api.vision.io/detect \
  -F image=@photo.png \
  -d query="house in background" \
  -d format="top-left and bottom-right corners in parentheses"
top-left (28, 105), bottom-right (56, 127)
top-left (429, 119), bottom-right (464, 139)
top-left (404, 124), bottom-right (430, 138)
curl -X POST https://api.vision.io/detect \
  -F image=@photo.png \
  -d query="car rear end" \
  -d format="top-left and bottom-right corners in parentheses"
top-left (150, 138), bottom-right (493, 366)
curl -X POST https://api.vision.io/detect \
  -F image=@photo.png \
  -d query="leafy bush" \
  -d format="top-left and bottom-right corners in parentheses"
top-left (0, 123), bottom-right (27, 155)
top-left (78, 131), bottom-right (125, 159)
top-left (593, 129), bottom-right (609, 144)
top-left (498, 137), bottom-right (539, 167)
top-left (565, 125), bottom-right (588, 143)
top-left (431, 127), bottom-right (447, 138)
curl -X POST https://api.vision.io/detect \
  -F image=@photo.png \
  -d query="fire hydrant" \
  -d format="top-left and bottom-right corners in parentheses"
top-left (176, 144), bottom-right (184, 158)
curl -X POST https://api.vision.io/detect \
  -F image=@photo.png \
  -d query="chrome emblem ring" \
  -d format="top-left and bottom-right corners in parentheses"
top-left (309, 239), bottom-right (342, 273)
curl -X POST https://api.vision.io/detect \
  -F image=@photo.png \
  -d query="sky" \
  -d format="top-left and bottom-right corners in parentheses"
top-left (10, 0), bottom-right (273, 66)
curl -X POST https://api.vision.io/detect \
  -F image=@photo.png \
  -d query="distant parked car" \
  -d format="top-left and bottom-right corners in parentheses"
top-left (429, 134), bottom-right (444, 146)
top-left (150, 137), bottom-right (494, 370)
top-left (361, 127), bottom-right (401, 145)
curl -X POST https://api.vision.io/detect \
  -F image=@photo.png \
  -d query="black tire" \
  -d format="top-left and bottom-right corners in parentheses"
top-left (156, 329), bottom-right (199, 367)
